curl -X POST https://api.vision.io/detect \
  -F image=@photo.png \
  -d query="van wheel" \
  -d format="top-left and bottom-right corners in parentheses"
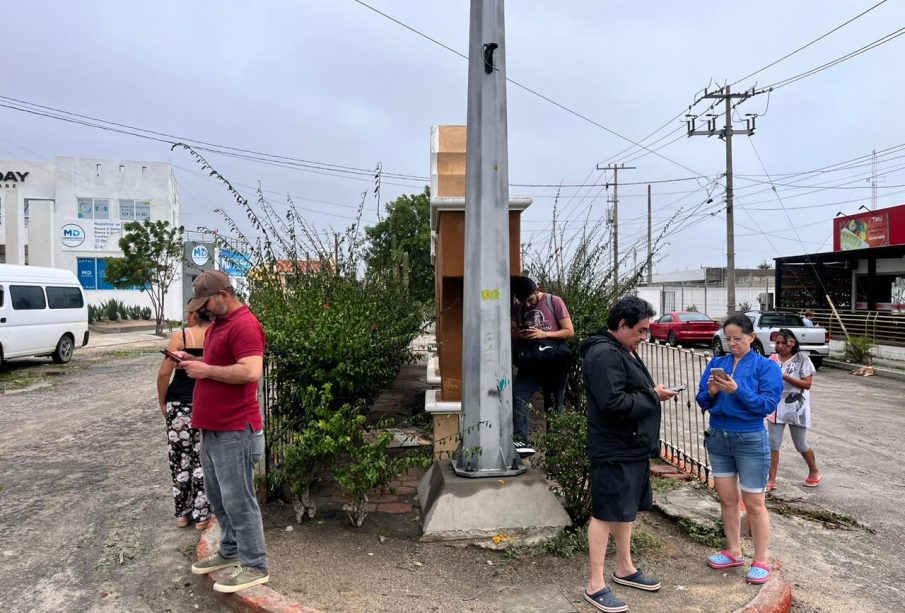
top-left (811, 357), bottom-right (823, 369)
top-left (52, 335), bottom-right (75, 364)
top-left (753, 340), bottom-right (766, 356)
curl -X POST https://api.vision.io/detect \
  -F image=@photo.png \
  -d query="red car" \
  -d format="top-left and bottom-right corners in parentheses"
top-left (650, 311), bottom-right (720, 346)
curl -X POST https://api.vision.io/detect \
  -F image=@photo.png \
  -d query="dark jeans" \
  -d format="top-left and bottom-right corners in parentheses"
top-left (200, 426), bottom-right (268, 572)
top-left (512, 364), bottom-right (569, 442)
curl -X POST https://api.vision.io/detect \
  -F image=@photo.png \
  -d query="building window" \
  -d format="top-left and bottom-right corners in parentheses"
top-left (78, 198), bottom-right (110, 220)
top-left (10, 285), bottom-right (47, 310)
top-left (46, 286), bottom-right (85, 309)
top-left (119, 199), bottom-right (151, 221)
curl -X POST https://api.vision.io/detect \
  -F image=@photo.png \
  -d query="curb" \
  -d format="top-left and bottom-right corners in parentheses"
top-left (822, 359), bottom-right (905, 382)
top-left (196, 521), bottom-right (322, 613)
top-left (650, 466), bottom-right (793, 613)
top-left (734, 560), bottom-right (793, 613)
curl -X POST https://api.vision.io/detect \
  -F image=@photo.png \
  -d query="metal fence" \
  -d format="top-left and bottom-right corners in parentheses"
top-left (806, 308), bottom-right (905, 347)
top-left (637, 340), bottom-right (712, 483)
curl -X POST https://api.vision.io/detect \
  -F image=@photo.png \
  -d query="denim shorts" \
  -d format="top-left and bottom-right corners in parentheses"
top-left (704, 429), bottom-right (770, 493)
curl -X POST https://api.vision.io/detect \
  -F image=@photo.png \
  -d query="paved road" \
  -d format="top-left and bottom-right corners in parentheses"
top-left (763, 366), bottom-right (905, 612)
top-left (0, 350), bottom-right (228, 613)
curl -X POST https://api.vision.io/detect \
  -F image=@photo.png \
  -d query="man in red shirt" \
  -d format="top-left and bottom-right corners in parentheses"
top-left (175, 271), bottom-right (269, 593)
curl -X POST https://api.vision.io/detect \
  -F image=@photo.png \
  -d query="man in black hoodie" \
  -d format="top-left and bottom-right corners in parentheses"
top-left (580, 296), bottom-right (677, 613)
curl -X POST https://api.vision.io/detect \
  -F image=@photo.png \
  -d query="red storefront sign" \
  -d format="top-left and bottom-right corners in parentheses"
top-left (833, 203), bottom-right (905, 251)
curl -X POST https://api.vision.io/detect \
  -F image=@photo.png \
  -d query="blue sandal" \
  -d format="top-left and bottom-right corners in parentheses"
top-left (707, 550), bottom-right (745, 569)
top-left (584, 587), bottom-right (628, 613)
top-left (746, 561), bottom-right (771, 584)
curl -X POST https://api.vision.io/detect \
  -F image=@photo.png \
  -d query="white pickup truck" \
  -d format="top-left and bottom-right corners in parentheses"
top-left (711, 311), bottom-right (830, 368)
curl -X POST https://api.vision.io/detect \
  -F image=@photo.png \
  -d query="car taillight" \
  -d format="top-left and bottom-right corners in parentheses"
top-left (769, 331), bottom-right (777, 342)
top-left (825, 332), bottom-right (830, 343)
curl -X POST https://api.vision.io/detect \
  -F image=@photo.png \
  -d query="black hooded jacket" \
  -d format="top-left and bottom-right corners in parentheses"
top-left (580, 330), bottom-right (661, 464)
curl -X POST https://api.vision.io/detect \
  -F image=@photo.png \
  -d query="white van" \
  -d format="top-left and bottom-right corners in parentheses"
top-left (0, 264), bottom-right (89, 366)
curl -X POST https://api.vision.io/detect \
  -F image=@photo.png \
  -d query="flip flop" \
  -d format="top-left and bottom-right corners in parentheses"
top-left (707, 550), bottom-right (746, 569)
top-left (584, 587), bottom-right (628, 613)
top-left (802, 475), bottom-right (823, 487)
top-left (766, 481), bottom-right (776, 492)
top-left (746, 561), bottom-right (771, 584)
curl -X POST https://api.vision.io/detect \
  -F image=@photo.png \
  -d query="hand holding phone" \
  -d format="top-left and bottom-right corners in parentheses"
top-left (160, 349), bottom-right (182, 363)
top-left (666, 384), bottom-right (687, 393)
top-left (711, 367), bottom-right (727, 380)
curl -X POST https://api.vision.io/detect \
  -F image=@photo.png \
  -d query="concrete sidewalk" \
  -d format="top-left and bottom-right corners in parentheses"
top-left (83, 329), bottom-right (168, 350)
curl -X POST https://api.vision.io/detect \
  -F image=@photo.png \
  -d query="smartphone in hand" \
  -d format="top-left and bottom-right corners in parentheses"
top-left (666, 384), bottom-right (687, 393)
top-left (160, 349), bottom-right (182, 363)
top-left (711, 367), bottom-right (727, 380)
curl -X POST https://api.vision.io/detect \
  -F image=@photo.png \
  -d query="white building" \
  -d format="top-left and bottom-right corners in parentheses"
top-left (638, 267), bottom-right (776, 318)
top-left (0, 157), bottom-right (184, 320)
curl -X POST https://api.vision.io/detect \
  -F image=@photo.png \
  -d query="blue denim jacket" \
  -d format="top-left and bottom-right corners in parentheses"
top-left (695, 351), bottom-right (782, 432)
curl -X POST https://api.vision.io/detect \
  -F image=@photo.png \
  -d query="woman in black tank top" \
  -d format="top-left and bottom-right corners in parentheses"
top-left (156, 304), bottom-right (212, 529)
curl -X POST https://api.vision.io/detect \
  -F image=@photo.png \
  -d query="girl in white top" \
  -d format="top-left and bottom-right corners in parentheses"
top-left (766, 328), bottom-right (822, 490)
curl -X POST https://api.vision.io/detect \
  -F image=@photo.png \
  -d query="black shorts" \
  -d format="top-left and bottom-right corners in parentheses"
top-left (590, 460), bottom-right (652, 522)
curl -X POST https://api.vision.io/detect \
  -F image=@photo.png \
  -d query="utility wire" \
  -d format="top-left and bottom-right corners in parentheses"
top-left (730, 0), bottom-right (890, 87)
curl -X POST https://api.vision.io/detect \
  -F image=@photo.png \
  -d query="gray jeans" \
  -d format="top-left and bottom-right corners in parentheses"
top-left (200, 426), bottom-right (268, 572)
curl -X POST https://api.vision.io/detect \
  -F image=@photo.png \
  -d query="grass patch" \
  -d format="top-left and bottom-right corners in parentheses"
top-left (676, 518), bottom-right (725, 549)
top-left (97, 347), bottom-right (161, 359)
top-left (504, 524), bottom-right (661, 562)
top-left (768, 499), bottom-right (872, 532)
top-left (0, 364), bottom-right (79, 392)
top-left (651, 476), bottom-right (684, 493)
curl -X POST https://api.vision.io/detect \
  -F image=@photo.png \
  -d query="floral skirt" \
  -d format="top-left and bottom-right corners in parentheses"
top-left (165, 401), bottom-right (210, 521)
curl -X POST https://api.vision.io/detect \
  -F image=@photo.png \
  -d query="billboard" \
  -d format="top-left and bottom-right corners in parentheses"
top-left (833, 203), bottom-right (905, 251)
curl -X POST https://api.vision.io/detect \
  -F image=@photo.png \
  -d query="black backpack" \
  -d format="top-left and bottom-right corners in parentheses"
top-left (515, 293), bottom-right (572, 367)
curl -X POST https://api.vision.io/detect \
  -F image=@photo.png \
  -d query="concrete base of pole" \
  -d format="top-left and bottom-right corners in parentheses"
top-left (417, 460), bottom-right (571, 546)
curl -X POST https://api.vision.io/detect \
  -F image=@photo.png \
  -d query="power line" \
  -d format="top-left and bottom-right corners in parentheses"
top-left (349, 0), bottom-right (713, 181)
top-left (759, 25), bottom-right (905, 92)
top-left (730, 0), bottom-right (890, 87)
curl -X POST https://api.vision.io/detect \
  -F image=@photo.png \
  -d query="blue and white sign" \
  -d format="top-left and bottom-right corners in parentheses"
top-left (219, 248), bottom-right (251, 277)
top-left (61, 223), bottom-right (86, 248)
top-left (191, 244), bottom-right (210, 266)
top-left (77, 258), bottom-right (96, 289)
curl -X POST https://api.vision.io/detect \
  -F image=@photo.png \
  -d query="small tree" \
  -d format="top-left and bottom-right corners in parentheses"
top-left (104, 220), bottom-right (184, 335)
top-left (364, 187), bottom-right (433, 303)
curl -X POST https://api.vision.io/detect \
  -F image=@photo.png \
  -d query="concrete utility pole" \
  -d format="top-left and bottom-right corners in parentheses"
top-left (595, 163), bottom-right (635, 285)
top-left (687, 85), bottom-right (757, 315)
top-left (457, 0), bottom-right (521, 477)
top-left (647, 184), bottom-right (653, 285)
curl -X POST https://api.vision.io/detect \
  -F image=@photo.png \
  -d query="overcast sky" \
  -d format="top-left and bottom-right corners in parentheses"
top-left (3, 0), bottom-right (904, 273)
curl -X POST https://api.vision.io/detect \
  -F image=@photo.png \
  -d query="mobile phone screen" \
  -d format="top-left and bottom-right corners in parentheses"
top-left (160, 349), bottom-right (181, 362)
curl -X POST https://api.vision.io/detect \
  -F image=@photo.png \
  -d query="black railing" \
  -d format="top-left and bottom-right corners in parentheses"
top-left (637, 341), bottom-right (712, 483)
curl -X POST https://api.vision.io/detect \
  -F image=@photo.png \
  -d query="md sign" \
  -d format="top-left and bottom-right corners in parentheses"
top-left (191, 244), bottom-right (210, 266)
top-left (61, 223), bottom-right (86, 248)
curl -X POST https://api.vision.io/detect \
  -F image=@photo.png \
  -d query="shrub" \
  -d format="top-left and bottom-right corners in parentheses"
top-left (538, 408), bottom-right (592, 527)
top-left (140, 306), bottom-right (152, 320)
top-left (104, 299), bottom-right (119, 321)
top-left (277, 384), bottom-right (429, 526)
top-left (176, 145), bottom-right (429, 524)
top-left (844, 335), bottom-right (874, 365)
top-left (686, 304), bottom-right (698, 312)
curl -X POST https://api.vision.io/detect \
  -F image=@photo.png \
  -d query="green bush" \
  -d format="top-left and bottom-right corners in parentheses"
top-left (844, 335), bottom-right (874, 365)
top-left (278, 384), bottom-right (430, 526)
top-left (538, 408), bottom-right (592, 526)
top-left (175, 145), bottom-right (429, 525)
top-left (140, 306), bottom-right (152, 320)
top-left (104, 299), bottom-right (120, 321)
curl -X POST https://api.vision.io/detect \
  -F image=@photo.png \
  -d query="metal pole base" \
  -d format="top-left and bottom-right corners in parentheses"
top-left (451, 448), bottom-right (527, 478)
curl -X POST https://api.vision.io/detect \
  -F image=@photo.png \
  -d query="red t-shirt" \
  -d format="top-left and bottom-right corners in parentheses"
top-left (192, 305), bottom-right (266, 431)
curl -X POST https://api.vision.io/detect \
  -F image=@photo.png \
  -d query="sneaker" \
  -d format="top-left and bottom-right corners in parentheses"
top-left (191, 552), bottom-right (240, 575)
top-left (513, 440), bottom-right (535, 457)
top-left (213, 565), bottom-right (270, 593)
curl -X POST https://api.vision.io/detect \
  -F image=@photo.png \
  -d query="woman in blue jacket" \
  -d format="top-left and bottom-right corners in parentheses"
top-left (696, 314), bottom-right (782, 585)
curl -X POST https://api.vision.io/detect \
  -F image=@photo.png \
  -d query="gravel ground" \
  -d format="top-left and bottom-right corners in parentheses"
top-left (262, 492), bottom-right (759, 613)
top-left (0, 348), bottom-right (228, 613)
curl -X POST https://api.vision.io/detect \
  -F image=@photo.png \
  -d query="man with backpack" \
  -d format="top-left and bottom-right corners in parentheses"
top-left (510, 276), bottom-right (574, 456)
